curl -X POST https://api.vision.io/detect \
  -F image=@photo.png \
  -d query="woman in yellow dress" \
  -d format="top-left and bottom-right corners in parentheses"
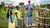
top-left (14, 6), bottom-right (21, 28)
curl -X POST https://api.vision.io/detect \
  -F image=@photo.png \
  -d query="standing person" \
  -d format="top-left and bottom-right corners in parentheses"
top-left (15, 6), bottom-right (21, 28)
top-left (26, 0), bottom-right (34, 25)
top-left (7, 4), bottom-right (15, 28)
top-left (7, 4), bottom-right (14, 23)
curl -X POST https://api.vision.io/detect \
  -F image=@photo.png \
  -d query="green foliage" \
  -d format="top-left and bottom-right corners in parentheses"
top-left (40, 4), bottom-right (50, 8)
top-left (0, 19), bottom-right (8, 28)
top-left (1, 2), bottom-right (5, 8)
top-left (40, 4), bottom-right (46, 8)
top-left (32, 4), bottom-right (35, 8)
top-left (0, 2), bottom-right (6, 11)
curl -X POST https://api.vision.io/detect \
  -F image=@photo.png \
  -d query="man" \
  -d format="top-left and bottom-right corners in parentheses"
top-left (26, 0), bottom-right (34, 25)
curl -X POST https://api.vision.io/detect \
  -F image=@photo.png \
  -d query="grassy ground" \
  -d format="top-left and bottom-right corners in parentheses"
top-left (0, 7), bottom-right (8, 28)
top-left (0, 19), bottom-right (8, 28)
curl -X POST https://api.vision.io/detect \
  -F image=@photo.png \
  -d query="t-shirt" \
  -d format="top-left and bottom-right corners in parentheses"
top-left (26, 4), bottom-right (34, 11)
top-left (26, 4), bottom-right (34, 17)
top-left (15, 10), bottom-right (21, 19)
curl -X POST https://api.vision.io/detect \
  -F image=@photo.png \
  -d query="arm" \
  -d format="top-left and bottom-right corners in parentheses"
top-left (31, 5), bottom-right (34, 12)
top-left (7, 9), bottom-right (9, 20)
top-left (15, 12), bottom-right (18, 20)
top-left (26, 7), bottom-right (28, 10)
top-left (26, 5), bottom-right (28, 10)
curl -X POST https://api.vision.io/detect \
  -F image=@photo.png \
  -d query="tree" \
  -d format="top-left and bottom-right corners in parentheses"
top-left (1, 2), bottom-right (5, 7)
top-left (40, 4), bottom-right (46, 8)
top-left (1, 2), bottom-right (6, 11)
top-left (0, 4), bottom-right (2, 10)
top-left (32, 3), bottom-right (35, 8)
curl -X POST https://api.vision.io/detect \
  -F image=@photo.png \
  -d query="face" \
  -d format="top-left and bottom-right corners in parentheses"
top-left (28, 1), bottom-right (31, 4)
top-left (8, 4), bottom-right (13, 9)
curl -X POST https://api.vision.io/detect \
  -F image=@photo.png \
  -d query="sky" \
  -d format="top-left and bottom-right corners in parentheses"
top-left (0, 0), bottom-right (50, 6)
top-left (40, 0), bottom-right (50, 4)
top-left (0, 0), bottom-right (40, 5)
top-left (11, 0), bottom-right (40, 5)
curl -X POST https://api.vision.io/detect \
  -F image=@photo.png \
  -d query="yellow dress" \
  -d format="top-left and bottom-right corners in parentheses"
top-left (8, 21), bottom-right (15, 28)
top-left (8, 15), bottom-right (15, 28)
top-left (8, 9), bottom-right (15, 28)
top-left (8, 9), bottom-right (21, 28)
top-left (14, 10), bottom-right (21, 27)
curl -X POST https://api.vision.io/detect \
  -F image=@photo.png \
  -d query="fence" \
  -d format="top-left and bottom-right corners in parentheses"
top-left (36, 8), bottom-right (50, 28)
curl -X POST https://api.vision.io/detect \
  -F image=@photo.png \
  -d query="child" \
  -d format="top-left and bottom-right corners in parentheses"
top-left (26, 0), bottom-right (34, 25)
top-left (15, 6), bottom-right (21, 28)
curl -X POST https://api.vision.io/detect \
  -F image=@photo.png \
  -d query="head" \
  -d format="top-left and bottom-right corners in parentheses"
top-left (16, 6), bottom-right (19, 10)
top-left (8, 4), bottom-right (13, 15)
top-left (8, 4), bottom-right (13, 9)
top-left (28, 1), bottom-right (31, 4)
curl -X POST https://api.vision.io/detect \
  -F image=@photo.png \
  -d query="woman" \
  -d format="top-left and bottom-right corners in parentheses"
top-left (7, 4), bottom-right (15, 28)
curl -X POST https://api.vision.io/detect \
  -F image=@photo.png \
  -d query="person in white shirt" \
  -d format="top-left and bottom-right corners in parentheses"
top-left (26, 0), bottom-right (34, 25)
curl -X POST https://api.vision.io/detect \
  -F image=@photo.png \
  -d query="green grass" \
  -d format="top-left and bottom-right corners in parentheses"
top-left (0, 19), bottom-right (8, 28)
top-left (0, 8), bottom-right (8, 28)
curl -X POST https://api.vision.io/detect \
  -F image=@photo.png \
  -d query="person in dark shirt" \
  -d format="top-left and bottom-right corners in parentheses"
top-left (7, 4), bottom-right (14, 23)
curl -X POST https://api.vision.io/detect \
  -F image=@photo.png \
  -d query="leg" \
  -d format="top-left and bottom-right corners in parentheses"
top-left (31, 23), bottom-right (32, 25)
top-left (16, 27), bottom-right (17, 28)
top-left (28, 23), bottom-right (29, 25)
top-left (27, 17), bottom-right (30, 25)
top-left (10, 15), bottom-right (13, 23)
top-left (14, 15), bottom-right (18, 28)
top-left (30, 17), bottom-right (33, 25)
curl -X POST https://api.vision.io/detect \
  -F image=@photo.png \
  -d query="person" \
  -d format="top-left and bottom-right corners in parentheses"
top-left (7, 4), bottom-right (15, 28)
top-left (14, 6), bottom-right (21, 28)
top-left (7, 4), bottom-right (14, 23)
top-left (26, 0), bottom-right (34, 25)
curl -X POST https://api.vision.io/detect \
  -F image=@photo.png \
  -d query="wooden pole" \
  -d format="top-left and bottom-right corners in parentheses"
top-left (43, 9), bottom-right (47, 28)
top-left (43, 19), bottom-right (47, 28)
top-left (46, 4), bottom-right (47, 8)
top-left (21, 5), bottom-right (25, 28)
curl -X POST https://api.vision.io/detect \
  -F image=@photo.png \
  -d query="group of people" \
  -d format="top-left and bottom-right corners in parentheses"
top-left (7, 0), bottom-right (34, 28)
